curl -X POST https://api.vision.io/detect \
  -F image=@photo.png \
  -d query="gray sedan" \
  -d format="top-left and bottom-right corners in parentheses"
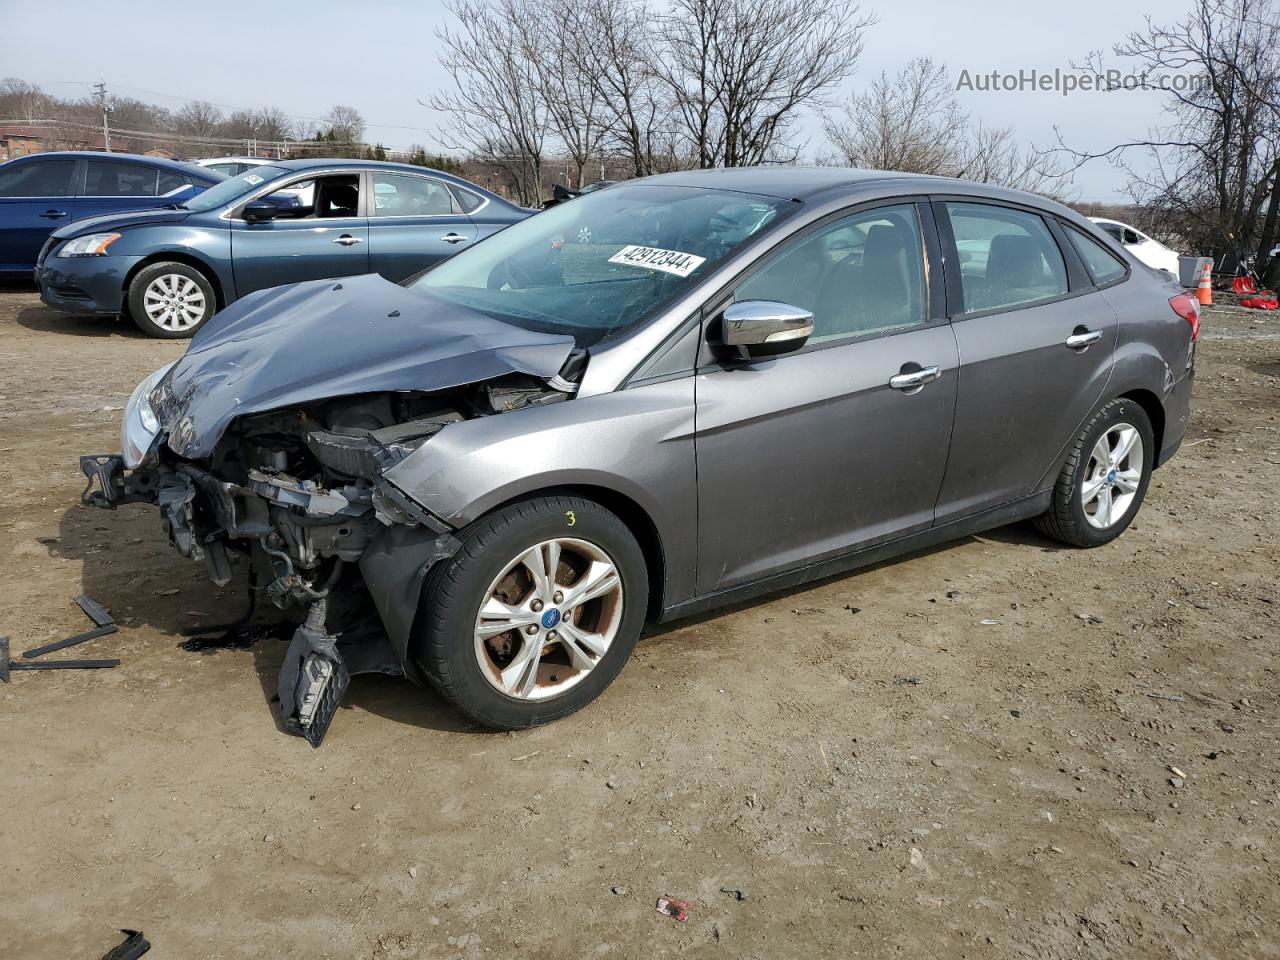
top-left (82, 168), bottom-right (1196, 743)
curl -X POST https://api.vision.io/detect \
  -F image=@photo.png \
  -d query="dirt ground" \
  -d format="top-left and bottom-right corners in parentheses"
top-left (0, 284), bottom-right (1277, 960)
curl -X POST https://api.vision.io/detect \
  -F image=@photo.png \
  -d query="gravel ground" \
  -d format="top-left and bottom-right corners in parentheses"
top-left (0, 286), bottom-right (1277, 959)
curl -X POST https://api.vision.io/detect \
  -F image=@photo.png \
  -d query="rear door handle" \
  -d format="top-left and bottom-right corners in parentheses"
top-left (440, 232), bottom-right (469, 244)
top-left (1065, 329), bottom-right (1103, 350)
top-left (888, 365), bottom-right (941, 392)
top-left (39, 209), bottom-right (68, 219)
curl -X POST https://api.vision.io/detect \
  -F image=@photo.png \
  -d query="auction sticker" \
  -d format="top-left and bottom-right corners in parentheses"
top-left (608, 245), bottom-right (706, 277)
top-left (244, 174), bottom-right (265, 185)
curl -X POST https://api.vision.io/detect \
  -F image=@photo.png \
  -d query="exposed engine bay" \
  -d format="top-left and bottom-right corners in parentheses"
top-left (81, 374), bottom-right (571, 745)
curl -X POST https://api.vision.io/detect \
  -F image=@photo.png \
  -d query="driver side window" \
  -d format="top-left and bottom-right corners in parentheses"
top-left (262, 174), bottom-right (360, 219)
top-left (735, 203), bottom-right (927, 343)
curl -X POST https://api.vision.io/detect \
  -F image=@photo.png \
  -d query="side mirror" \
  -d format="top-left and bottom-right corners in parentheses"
top-left (242, 200), bottom-right (282, 222)
top-left (721, 300), bottom-right (814, 359)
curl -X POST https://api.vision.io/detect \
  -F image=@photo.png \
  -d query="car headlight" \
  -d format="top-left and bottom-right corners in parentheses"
top-left (57, 233), bottom-right (121, 257)
top-left (122, 362), bottom-right (176, 468)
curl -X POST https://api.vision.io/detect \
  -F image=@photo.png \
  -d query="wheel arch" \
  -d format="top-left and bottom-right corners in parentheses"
top-left (121, 252), bottom-right (227, 312)
top-left (480, 484), bottom-right (668, 622)
top-left (1117, 388), bottom-right (1165, 460)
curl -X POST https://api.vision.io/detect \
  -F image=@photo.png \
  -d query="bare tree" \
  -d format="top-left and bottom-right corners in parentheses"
top-left (430, 0), bottom-right (550, 204)
top-left (174, 99), bottom-right (224, 139)
top-left (0, 78), bottom-right (50, 123)
top-left (324, 105), bottom-right (366, 143)
top-left (254, 106), bottom-right (294, 143)
top-left (824, 59), bottom-right (962, 174)
top-left (656, 0), bottom-right (876, 167)
top-left (823, 57), bottom-right (1068, 195)
top-left (1054, 0), bottom-right (1280, 279)
top-left (576, 0), bottom-right (681, 177)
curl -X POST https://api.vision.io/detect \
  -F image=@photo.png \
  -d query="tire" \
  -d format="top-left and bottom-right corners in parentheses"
top-left (127, 261), bottom-right (216, 339)
top-left (416, 495), bottom-right (649, 730)
top-left (1035, 398), bottom-right (1154, 548)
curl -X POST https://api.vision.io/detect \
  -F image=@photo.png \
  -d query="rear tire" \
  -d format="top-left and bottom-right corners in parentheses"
top-left (1035, 398), bottom-right (1154, 547)
top-left (127, 261), bottom-right (216, 339)
top-left (416, 496), bottom-right (648, 730)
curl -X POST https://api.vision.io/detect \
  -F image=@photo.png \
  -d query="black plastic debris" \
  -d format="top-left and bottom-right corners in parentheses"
top-left (101, 929), bottom-right (150, 960)
top-left (179, 622), bottom-right (287, 653)
top-left (22, 624), bottom-right (117, 659)
top-left (76, 594), bottom-right (114, 627)
top-left (0, 637), bottom-right (119, 682)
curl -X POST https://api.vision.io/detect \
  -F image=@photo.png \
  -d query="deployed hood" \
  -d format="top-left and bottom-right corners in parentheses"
top-left (52, 207), bottom-right (193, 238)
top-left (155, 273), bottom-right (575, 459)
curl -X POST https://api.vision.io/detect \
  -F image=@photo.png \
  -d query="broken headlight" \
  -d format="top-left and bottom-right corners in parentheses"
top-left (121, 361), bottom-right (176, 468)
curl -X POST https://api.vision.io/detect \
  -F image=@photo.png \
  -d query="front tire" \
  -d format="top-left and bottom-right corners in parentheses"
top-left (416, 496), bottom-right (649, 730)
top-left (1035, 398), bottom-right (1154, 547)
top-left (127, 261), bottom-right (216, 339)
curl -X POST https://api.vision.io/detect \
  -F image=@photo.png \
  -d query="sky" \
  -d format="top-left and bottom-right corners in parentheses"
top-left (0, 0), bottom-right (1183, 201)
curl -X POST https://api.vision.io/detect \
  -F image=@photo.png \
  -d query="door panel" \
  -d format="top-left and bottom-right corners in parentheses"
top-left (230, 218), bottom-right (370, 295)
top-left (695, 326), bottom-right (959, 593)
top-left (367, 172), bottom-right (476, 281)
top-left (0, 157), bottom-right (77, 270)
top-left (694, 200), bottom-right (955, 595)
top-left (934, 201), bottom-right (1117, 522)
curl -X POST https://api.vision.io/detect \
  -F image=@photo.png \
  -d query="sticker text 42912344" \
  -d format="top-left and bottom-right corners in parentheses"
top-left (607, 245), bottom-right (707, 278)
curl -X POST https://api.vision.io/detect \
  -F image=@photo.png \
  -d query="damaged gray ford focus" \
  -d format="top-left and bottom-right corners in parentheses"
top-left (81, 169), bottom-right (1195, 744)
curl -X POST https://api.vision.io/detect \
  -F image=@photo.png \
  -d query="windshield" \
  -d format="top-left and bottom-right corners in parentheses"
top-left (181, 164), bottom-right (290, 211)
top-left (410, 183), bottom-right (798, 347)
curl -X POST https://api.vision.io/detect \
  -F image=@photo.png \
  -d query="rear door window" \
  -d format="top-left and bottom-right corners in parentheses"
top-left (372, 173), bottom-right (457, 216)
top-left (945, 202), bottom-right (1068, 313)
top-left (1065, 224), bottom-right (1128, 286)
top-left (0, 158), bottom-right (76, 197)
top-left (84, 160), bottom-right (158, 197)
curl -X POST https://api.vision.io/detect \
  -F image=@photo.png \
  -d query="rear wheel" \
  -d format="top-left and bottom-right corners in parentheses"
top-left (416, 496), bottom-right (648, 729)
top-left (127, 261), bottom-right (216, 338)
top-left (1035, 398), bottom-right (1154, 547)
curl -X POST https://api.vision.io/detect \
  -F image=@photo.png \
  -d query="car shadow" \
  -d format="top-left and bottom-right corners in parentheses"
top-left (47, 500), bottom-right (480, 736)
top-left (15, 303), bottom-right (143, 339)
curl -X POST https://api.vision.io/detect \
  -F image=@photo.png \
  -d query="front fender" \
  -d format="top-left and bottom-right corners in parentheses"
top-left (382, 378), bottom-right (698, 609)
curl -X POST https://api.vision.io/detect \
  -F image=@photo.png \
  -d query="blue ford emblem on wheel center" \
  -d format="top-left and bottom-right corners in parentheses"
top-left (1106, 469), bottom-right (1117, 484)
top-left (541, 608), bottom-right (561, 629)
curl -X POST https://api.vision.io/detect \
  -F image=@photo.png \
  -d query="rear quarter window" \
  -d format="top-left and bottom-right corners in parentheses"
top-left (1065, 225), bottom-right (1128, 286)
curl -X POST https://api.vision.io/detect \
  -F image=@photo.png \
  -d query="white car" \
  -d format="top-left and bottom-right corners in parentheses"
top-left (192, 156), bottom-right (313, 207)
top-left (1088, 217), bottom-right (1181, 275)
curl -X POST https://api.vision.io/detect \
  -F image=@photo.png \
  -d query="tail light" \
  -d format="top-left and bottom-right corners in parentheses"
top-left (1169, 292), bottom-right (1200, 341)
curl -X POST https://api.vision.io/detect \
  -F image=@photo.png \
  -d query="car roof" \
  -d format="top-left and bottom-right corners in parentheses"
top-left (637, 166), bottom-right (1074, 214)
top-left (260, 157), bottom-right (510, 203)
top-left (193, 156), bottom-right (272, 165)
top-left (14, 150), bottom-right (219, 177)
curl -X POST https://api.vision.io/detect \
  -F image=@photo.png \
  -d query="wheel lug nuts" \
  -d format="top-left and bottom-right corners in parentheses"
top-left (525, 625), bottom-right (538, 635)
top-left (531, 599), bottom-right (544, 612)
top-left (553, 591), bottom-right (564, 603)
top-left (547, 630), bottom-right (558, 641)
top-left (562, 611), bottom-right (571, 623)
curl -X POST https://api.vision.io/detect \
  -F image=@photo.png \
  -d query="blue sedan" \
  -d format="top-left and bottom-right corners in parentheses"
top-left (0, 151), bottom-right (223, 275)
top-left (35, 158), bottom-right (529, 338)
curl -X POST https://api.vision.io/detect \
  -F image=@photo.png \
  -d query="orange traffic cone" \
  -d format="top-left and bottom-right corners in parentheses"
top-left (1196, 261), bottom-right (1213, 306)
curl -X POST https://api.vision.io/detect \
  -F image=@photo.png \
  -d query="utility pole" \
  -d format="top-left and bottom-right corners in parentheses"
top-left (93, 78), bottom-right (112, 152)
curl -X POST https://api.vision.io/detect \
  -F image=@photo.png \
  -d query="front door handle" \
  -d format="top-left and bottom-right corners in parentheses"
top-left (888, 365), bottom-right (941, 393)
top-left (39, 209), bottom-right (68, 219)
top-left (1065, 329), bottom-right (1103, 350)
top-left (440, 232), bottom-right (469, 245)
top-left (332, 234), bottom-right (363, 246)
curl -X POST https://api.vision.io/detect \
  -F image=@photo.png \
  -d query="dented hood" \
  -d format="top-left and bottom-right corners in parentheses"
top-left (156, 273), bottom-right (575, 459)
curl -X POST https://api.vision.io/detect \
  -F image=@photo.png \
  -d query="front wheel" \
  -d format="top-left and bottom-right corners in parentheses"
top-left (416, 496), bottom-right (649, 730)
top-left (127, 261), bottom-right (216, 338)
top-left (1035, 398), bottom-right (1154, 547)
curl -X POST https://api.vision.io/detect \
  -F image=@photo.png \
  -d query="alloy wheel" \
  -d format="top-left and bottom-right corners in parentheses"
top-left (1080, 422), bottom-right (1144, 529)
top-left (473, 537), bottom-right (624, 701)
top-left (142, 273), bottom-right (207, 332)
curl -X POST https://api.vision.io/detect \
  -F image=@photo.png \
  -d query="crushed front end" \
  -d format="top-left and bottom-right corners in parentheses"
top-left (80, 273), bottom-right (580, 746)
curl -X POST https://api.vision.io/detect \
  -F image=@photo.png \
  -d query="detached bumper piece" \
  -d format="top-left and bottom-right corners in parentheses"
top-left (101, 929), bottom-right (150, 960)
top-left (276, 598), bottom-right (350, 748)
top-left (80, 455), bottom-right (159, 509)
